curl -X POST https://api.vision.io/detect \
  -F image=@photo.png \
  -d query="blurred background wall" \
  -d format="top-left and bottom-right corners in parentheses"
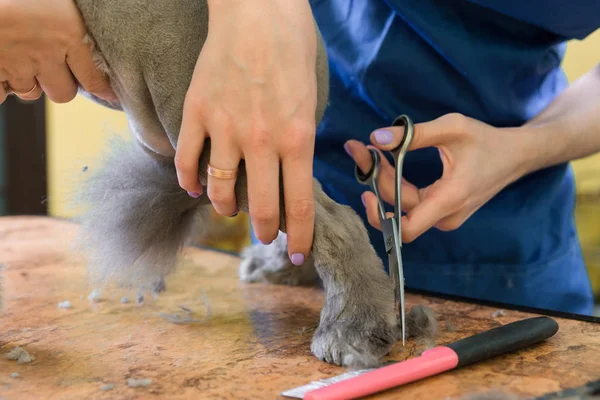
top-left (1, 28), bottom-right (598, 296)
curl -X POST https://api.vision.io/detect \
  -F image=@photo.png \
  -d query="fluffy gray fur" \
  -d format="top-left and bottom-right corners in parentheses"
top-left (73, 135), bottom-right (213, 290)
top-left (406, 304), bottom-right (439, 340)
top-left (72, 0), bottom-right (412, 368)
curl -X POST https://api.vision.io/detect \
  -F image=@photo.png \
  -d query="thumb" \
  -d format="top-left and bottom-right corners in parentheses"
top-left (370, 113), bottom-right (464, 152)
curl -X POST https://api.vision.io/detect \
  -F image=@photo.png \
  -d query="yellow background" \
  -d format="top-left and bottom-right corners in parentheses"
top-left (45, 31), bottom-right (600, 294)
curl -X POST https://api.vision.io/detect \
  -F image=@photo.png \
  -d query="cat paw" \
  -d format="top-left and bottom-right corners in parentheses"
top-left (310, 314), bottom-right (397, 368)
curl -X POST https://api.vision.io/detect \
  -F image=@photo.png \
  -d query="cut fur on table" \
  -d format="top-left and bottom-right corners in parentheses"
top-left (406, 304), bottom-right (439, 340)
top-left (72, 0), bottom-right (427, 368)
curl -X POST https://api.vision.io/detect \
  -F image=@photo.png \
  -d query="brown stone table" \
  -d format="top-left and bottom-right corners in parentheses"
top-left (1, 216), bottom-right (599, 399)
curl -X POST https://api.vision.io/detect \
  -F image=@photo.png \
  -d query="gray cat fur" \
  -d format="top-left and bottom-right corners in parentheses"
top-left (72, 0), bottom-right (410, 368)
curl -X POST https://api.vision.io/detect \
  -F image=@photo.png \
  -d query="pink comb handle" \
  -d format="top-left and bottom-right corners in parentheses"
top-left (305, 346), bottom-right (459, 400)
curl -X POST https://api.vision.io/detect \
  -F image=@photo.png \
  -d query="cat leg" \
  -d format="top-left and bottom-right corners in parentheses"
top-left (307, 180), bottom-right (399, 368)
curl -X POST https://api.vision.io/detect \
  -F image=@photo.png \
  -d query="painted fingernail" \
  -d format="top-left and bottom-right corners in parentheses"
top-left (261, 241), bottom-right (272, 246)
top-left (291, 253), bottom-right (305, 266)
top-left (187, 191), bottom-right (200, 198)
top-left (361, 193), bottom-right (366, 207)
top-left (343, 142), bottom-right (352, 157)
top-left (374, 129), bottom-right (394, 145)
top-left (229, 213), bottom-right (238, 218)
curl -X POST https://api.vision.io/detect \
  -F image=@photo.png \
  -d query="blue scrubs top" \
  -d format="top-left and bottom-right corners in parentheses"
top-left (250, 0), bottom-right (600, 315)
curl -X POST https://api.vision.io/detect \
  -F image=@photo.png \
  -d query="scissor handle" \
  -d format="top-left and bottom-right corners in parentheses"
top-left (354, 147), bottom-right (380, 184)
top-left (355, 149), bottom-right (388, 221)
top-left (386, 115), bottom-right (414, 234)
top-left (389, 114), bottom-right (414, 158)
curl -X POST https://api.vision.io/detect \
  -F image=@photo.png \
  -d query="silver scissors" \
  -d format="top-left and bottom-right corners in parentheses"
top-left (354, 114), bottom-right (414, 345)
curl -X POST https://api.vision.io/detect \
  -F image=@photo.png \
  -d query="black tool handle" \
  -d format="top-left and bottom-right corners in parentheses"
top-left (446, 316), bottom-right (559, 368)
top-left (355, 148), bottom-right (379, 183)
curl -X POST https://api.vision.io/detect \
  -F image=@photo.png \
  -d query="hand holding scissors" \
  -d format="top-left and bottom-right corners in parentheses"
top-left (354, 114), bottom-right (414, 345)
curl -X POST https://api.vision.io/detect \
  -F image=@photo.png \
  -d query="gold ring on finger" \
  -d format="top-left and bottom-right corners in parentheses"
top-left (5, 81), bottom-right (38, 97)
top-left (207, 164), bottom-right (239, 180)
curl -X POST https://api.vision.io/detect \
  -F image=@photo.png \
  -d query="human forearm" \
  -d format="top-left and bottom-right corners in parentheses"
top-left (206, 0), bottom-right (312, 21)
top-left (518, 64), bottom-right (600, 176)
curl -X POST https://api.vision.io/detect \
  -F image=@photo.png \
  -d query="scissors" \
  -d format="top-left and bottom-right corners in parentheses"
top-left (354, 114), bottom-right (414, 346)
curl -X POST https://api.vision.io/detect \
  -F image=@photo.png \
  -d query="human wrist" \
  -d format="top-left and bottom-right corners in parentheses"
top-left (510, 122), bottom-right (563, 179)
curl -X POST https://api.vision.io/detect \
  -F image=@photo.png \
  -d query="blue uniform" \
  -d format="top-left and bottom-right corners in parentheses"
top-left (251, 0), bottom-right (600, 315)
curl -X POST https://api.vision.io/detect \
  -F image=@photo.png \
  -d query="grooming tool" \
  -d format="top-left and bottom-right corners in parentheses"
top-left (355, 114), bottom-right (414, 346)
top-left (282, 316), bottom-right (559, 400)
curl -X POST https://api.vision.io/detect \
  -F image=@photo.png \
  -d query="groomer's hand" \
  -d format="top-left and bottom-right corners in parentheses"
top-left (0, 0), bottom-right (116, 104)
top-left (345, 113), bottom-right (529, 243)
top-left (177, 0), bottom-right (318, 265)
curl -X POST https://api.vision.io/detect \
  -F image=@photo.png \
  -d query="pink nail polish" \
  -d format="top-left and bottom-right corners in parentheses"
top-left (187, 191), bottom-right (200, 198)
top-left (291, 253), bottom-right (305, 266)
top-left (344, 143), bottom-right (352, 157)
top-left (374, 129), bottom-right (394, 145)
top-left (361, 194), bottom-right (366, 207)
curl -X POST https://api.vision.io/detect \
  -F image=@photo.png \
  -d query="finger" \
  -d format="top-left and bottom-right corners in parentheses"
top-left (345, 139), bottom-right (373, 176)
top-left (370, 113), bottom-right (469, 152)
top-left (346, 140), bottom-right (421, 212)
top-left (175, 101), bottom-right (207, 197)
top-left (401, 182), bottom-right (455, 243)
top-left (346, 141), bottom-right (396, 204)
top-left (66, 38), bottom-right (117, 102)
top-left (362, 191), bottom-right (382, 231)
top-left (37, 64), bottom-right (78, 103)
top-left (245, 145), bottom-right (280, 245)
top-left (281, 130), bottom-right (315, 265)
top-left (206, 132), bottom-right (242, 217)
top-left (6, 77), bottom-right (43, 101)
top-left (368, 146), bottom-right (421, 211)
top-left (362, 191), bottom-right (394, 231)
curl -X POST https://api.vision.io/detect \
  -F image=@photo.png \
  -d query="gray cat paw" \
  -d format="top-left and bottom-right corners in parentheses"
top-left (238, 235), bottom-right (318, 287)
top-left (310, 314), bottom-right (397, 368)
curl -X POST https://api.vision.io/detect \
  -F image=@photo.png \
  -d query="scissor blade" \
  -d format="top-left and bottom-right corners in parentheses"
top-left (389, 248), bottom-right (405, 345)
top-left (383, 218), bottom-right (405, 346)
top-left (390, 248), bottom-right (406, 346)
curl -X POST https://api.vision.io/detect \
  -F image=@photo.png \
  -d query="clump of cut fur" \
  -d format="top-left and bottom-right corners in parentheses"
top-left (127, 378), bottom-right (152, 387)
top-left (406, 304), bottom-right (439, 340)
top-left (6, 347), bottom-right (35, 364)
top-left (72, 135), bottom-right (210, 289)
top-left (100, 383), bottom-right (115, 391)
